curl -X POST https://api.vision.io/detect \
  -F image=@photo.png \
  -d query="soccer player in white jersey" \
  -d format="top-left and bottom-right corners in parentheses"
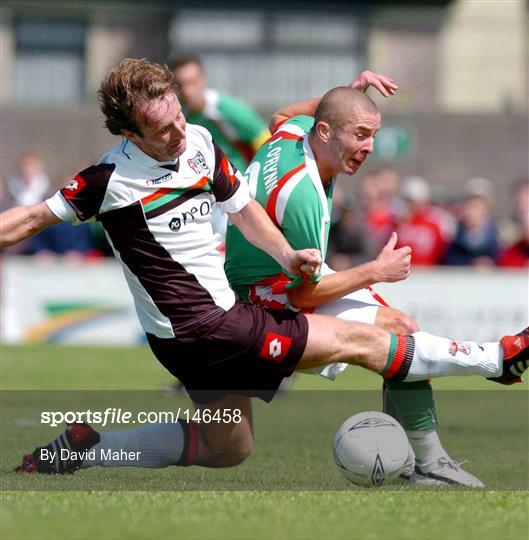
top-left (1, 58), bottom-right (527, 477)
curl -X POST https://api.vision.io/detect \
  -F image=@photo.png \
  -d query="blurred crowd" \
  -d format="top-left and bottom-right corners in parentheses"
top-left (1, 151), bottom-right (527, 269)
top-left (328, 169), bottom-right (529, 270)
top-left (1, 56), bottom-right (527, 269)
top-left (0, 152), bottom-right (113, 261)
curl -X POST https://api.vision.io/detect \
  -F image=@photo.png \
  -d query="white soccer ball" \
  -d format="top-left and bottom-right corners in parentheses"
top-left (332, 411), bottom-right (410, 487)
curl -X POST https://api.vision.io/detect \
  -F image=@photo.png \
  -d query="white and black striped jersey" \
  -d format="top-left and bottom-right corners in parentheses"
top-left (46, 124), bottom-right (250, 338)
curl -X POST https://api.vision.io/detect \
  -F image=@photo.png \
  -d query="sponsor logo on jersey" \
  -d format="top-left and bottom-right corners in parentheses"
top-left (169, 217), bottom-right (181, 231)
top-left (146, 173), bottom-right (172, 186)
top-left (62, 174), bottom-right (86, 200)
top-left (258, 332), bottom-right (292, 362)
top-left (187, 151), bottom-right (210, 175)
top-left (449, 341), bottom-right (471, 356)
top-left (167, 201), bottom-right (212, 232)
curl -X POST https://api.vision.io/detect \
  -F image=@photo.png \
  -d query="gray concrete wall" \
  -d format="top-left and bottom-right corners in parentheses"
top-left (1, 106), bottom-right (526, 218)
top-left (342, 112), bottom-right (528, 217)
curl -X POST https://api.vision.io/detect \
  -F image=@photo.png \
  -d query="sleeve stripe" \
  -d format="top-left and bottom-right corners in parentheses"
top-left (274, 124), bottom-right (306, 137)
top-left (220, 156), bottom-right (237, 185)
top-left (266, 125), bottom-right (305, 146)
top-left (212, 140), bottom-right (241, 203)
top-left (265, 163), bottom-right (305, 226)
top-left (275, 132), bottom-right (304, 142)
top-left (271, 117), bottom-right (288, 134)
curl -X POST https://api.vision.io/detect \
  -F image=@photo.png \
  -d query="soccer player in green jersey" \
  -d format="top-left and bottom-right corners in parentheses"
top-left (169, 55), bottom-right (270, 174)
top-left (225, 72), bottom-right (483, 487)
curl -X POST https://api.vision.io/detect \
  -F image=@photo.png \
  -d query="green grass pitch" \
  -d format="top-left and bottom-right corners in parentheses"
top-left (1, 344), bottom-right (528, 540)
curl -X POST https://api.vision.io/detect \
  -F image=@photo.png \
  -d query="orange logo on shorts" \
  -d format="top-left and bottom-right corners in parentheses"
top-left (259, 332), bottom-right (292, 362)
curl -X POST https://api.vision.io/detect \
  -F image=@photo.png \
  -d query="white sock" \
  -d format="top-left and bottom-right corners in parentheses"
top-left (407, 429), bottom-right (447, 472)
top-left (405, 332), bottom-right (503, 380)
top-left (81, 422), bottom-right (191, 468)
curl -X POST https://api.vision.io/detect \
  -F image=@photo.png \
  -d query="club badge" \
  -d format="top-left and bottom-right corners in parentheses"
top-left (187, 151), bottom-right (210, 175)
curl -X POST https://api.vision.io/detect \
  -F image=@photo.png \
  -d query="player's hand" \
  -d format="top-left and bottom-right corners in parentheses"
top-left (284, 248), bottom-right (322, 278)
top-left (349, 71), bottom-right (398, 97)
top-left (372, 232), bottom-right (411, 283)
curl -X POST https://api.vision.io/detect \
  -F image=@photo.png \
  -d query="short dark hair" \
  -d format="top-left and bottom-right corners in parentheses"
top-left (98, 58), bottom-right (177, 136)
top-left (310, 87), bottom-right (379, 136)
top-left (167, 54), bottom-right (203, 73)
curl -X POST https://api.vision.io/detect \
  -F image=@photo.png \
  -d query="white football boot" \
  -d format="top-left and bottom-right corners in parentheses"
top-left (410, 456), bottom-right (485, 488)
top-left (399, 444), bottom-right (416, 481)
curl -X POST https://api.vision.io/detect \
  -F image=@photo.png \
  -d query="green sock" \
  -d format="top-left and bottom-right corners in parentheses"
top-left (383, 379), bottom-right (438, 431)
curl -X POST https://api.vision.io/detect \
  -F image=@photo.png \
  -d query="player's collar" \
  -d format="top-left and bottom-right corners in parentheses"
top-left (160, 161), bottom-right (180, 172)
top-left (121, 139), bottom-right (180, 170)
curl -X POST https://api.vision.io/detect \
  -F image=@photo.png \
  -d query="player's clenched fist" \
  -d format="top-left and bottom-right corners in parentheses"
top-left (285, 248), bottom-right (322, 277)
top-left (372, 232), bottom-right (412, 283)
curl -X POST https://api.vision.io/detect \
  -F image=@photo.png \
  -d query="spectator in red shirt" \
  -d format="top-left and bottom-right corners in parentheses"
top-left (395, 176), bottom-right (453, 266)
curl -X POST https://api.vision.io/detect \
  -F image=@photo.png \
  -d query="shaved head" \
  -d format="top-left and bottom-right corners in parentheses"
top-left (311, 87), bottom-right (379, 133)
top-left (308, 87), bottom-right (381, 180)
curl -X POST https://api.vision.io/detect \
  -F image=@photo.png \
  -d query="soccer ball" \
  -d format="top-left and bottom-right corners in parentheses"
top-left (333, 411), bottom-right (409, 487)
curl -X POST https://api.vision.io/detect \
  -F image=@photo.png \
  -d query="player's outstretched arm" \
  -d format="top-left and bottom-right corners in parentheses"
top-left (269, 71), bottom-right (398, 131)
top-left (287, 232), bottom-right (411, 309)
top-left (269, 98), bottom-right (321, 133)
top-left (0, 202), bottom-right (61, 248)
top-left (228, 199), bottom-right (321, 278)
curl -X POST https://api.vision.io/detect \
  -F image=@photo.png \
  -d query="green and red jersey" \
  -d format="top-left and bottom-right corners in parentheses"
top-left (225, 115), bottom-right (334, 299)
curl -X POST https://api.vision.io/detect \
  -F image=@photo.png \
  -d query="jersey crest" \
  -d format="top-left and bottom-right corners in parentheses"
top-left (187, 151), bottom-right (210, 175)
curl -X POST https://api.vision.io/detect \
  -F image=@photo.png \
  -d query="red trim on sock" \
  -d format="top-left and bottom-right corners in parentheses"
top-left (182, 421), bottom-right (199, 466)
top-left (384, 335), bottom-right (407, 380)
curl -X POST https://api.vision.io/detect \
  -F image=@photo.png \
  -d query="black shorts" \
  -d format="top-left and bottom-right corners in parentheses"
top-left (146, 301), bottom-right (309, 404)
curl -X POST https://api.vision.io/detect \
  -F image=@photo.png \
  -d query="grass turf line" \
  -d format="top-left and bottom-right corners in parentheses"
top-left (2, 491), bottom-right (528, 540)
top-left (1, 345), bottom-right (528, 539)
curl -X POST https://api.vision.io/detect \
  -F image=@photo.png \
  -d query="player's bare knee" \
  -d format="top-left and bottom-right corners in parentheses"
top-left (396, 313), bottom-right (419, 334)
top-left (377, 308), bottom-right (419, 334)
